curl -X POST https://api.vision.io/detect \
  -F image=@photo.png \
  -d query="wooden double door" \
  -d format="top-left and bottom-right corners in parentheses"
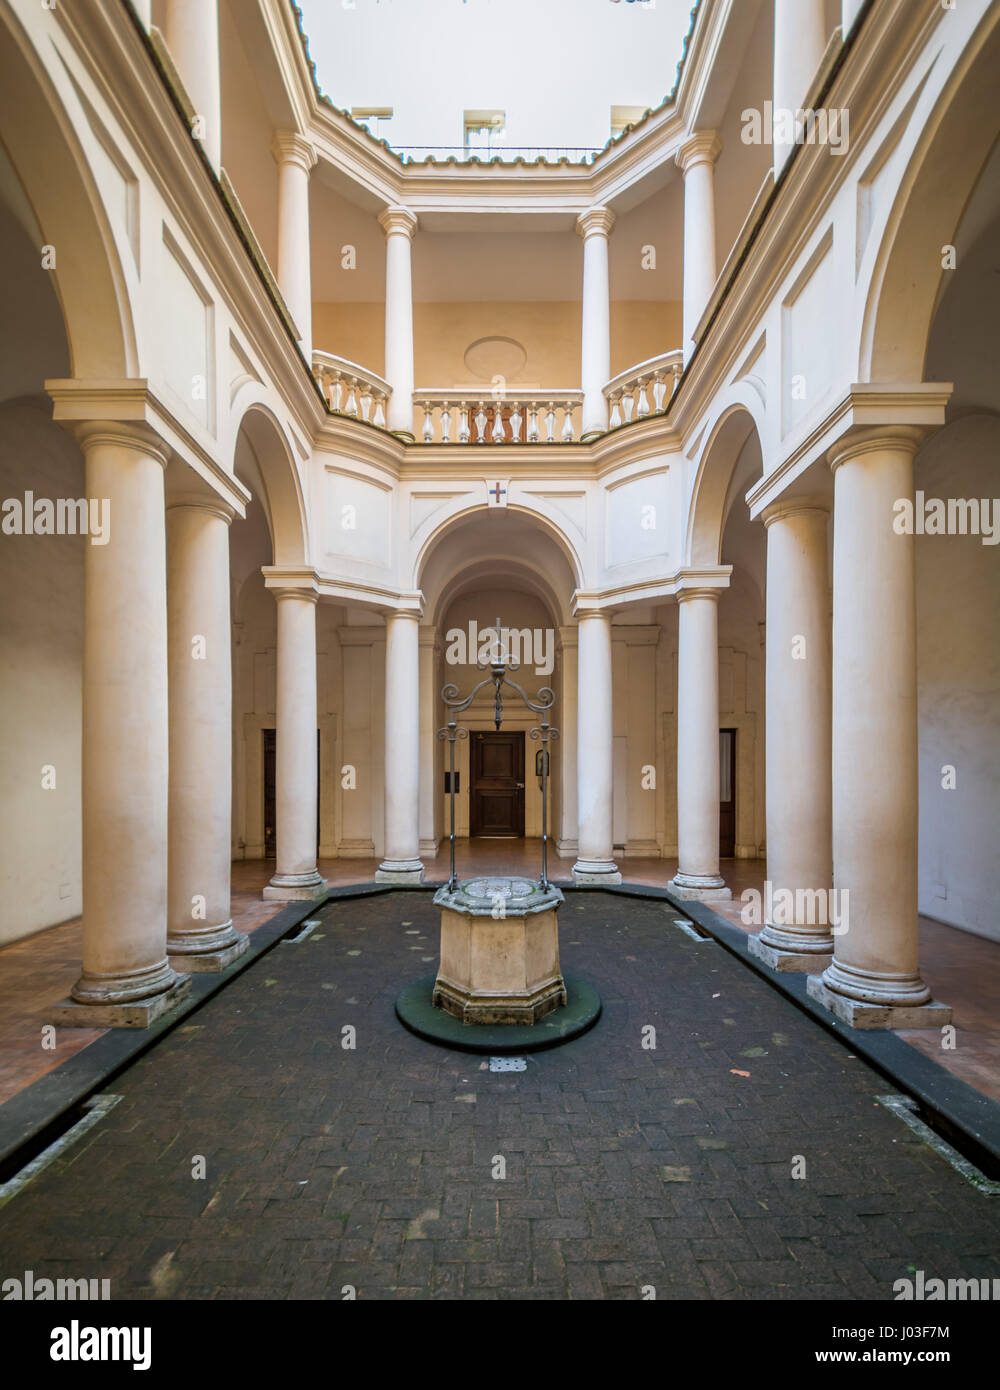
top-left (469, 730), bottom-right (525, 837)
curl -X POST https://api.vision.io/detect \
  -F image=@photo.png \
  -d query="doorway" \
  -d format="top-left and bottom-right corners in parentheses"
top-left (469, 730), bottom-right (525, 837)
top-left (263, 729), bottom-right (321, 858)
top-left (719, 728), bottom-right (736, 858)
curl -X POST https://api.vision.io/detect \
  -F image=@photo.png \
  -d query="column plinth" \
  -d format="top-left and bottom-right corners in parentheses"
top-left (572, 609), bottom-right (621, 885)
top-left (806, 430), bottom-right (950, 1029)
top-left (166, 497), bottom-right (248, 971)
top-left (749, 500), bottom-right (834, 972)
top-left (377, 610), bottom-right (424, 884)
top-left (265, 586), bottom-right (327, 901)
top-left (669, 586), bottom-right (730, 901)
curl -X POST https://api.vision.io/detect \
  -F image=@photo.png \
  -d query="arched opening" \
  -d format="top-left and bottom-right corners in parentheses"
top-left (230, 405), bottom-right (314, 873)
top-left (417, 510), bottom-right (575, 873)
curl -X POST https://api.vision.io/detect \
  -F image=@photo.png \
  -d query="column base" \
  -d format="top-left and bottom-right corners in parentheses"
top-left (572, 859), bottom-right (622, 885)
top-left (375, 859), bottom-right (425, 885)
top-left (748, 924), bottom-right (834, 973)
top-left (52, 975), bottom-right (191, 1030)
top-left (168, 934), bottom-right (249, 973)
top-left (806, 975), bottom-right (952, 1030)
top-left (263, 870), bottom-right (327, 902)
top-left (668, 872), bottom-right (731, 901)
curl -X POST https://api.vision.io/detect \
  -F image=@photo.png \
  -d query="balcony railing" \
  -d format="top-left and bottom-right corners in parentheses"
top-left (412, 390), bottom-right (585, 444)
top-left (604, 351), bottom-right (683, 429)
top-left (312, 351), bottom-right (392, 428)
top-left (392, 146), bottom-right (604, 166)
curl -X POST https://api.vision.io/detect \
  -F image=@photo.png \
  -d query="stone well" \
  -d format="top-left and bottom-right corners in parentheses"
top-left (431, 875), bottom-right (566, 1025)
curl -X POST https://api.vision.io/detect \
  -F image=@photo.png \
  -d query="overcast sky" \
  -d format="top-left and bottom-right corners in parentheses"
top-left (296, 0), bottom-right (697, 152)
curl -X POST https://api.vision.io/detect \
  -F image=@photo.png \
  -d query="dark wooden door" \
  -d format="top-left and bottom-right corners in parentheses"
top-left (719, 728), bottom-right (736, 858)
top-left (470, 731), bottom-right (525, 837)
top-left (263, 728), bottom-right (320, 858)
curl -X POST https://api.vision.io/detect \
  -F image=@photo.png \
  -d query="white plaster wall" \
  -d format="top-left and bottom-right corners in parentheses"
top-left (915, 414), bottom-right (1000, 940)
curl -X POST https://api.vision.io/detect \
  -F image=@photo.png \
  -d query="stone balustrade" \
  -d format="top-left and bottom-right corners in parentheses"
top-left (603, 351), bottom-right (683, 430)
top-left (312, 351), bottom-right (392, 429)
top-left (412, 390), bottom-right (585, 444)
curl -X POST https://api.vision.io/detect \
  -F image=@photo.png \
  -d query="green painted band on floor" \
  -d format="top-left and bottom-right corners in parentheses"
top-left (395, 972), bottom-right (601, 1053)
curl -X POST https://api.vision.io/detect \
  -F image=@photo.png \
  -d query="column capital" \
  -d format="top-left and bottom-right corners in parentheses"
top-left (761, 495), bottom-right (830, 528)
top-left (271, 129), bottom-right (317, 173)
top-left (576, 205), bottom-right (616, 239)
top-left (166, 492), bottom-right (236, 525)
top-left (571, 593), bottom-right (613, 622)
top-left (674, 566), bottom-right (731, 601)
top-left (676, 131), bottom-right (722, 174)
top-left (827, 425), bottom-right (930, 474)
top-left (378, 205), bottom-right (418, 239)
top-left (262, 566), bottom-right (320, 603)
top-left (676, 586), bottom-right (721, 606)
top-left (72, 419), bottom-right (171, 468)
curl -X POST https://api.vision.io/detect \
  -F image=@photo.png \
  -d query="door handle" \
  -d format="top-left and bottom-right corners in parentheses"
top-left (515, 782), bottom-right (524, 789)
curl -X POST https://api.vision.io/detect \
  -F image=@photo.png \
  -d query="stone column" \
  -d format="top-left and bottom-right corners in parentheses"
top-left (377, 610), bottom-right (424, 882)
top-left (272, 131), bottom-right (318, 360)
top-left (379, 206), bottom-right (418, 438)
top-left (557, 626), bottom-right (579, 856)
top-left (773, 0), bottom-right (826, 174)
top-left (164, 0), bottom-right (221, 170)
top-left (264, 586), bottom-right (326, 901)
top-left (676, 134), bottom-right (721, 364)
top-left (749, 501), bottom-right (833, 970)
top-left (807, 431), bottom-right (950, 1028)
top-left (418, 624), bottom-right (441, 857)
top-left (572, 609), bottom-right (621, 884)
top-left (669, 588), bottom-right (731, 899)
top-left (166, 497), bottom-right (247, 971)
top-left (56, 423), bottom-right (188, 1025)
top-left (576, 206), bottom-right (615, 439)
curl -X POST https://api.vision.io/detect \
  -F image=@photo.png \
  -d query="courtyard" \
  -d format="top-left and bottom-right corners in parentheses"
top-left (2, 890), bottom-right (997, 1303)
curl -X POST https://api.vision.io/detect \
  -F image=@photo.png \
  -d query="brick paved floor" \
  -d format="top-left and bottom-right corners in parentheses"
top-left (1, 891), bottom-right (998, 1301)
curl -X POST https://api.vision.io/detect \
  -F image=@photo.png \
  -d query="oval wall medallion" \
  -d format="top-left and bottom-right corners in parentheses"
top-left (463, 336), bottom-right (527, 383)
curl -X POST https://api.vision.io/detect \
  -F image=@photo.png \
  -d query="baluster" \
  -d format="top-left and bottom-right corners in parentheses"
top-left (527, 404), bottom-right (539, 443)
top-left (636, 377), bottom-right (651, 418)
top-left (475, 402), bottom-right (488, 443)
top-left (421, 401), bottom-right (434, 443)
top-left (652, 372), bottom-right (667, 412)
top-left (609, 391), bottom-right (623, 429)
top-left (329, 373), bottom-right (343, 412)
top-left (491, 403), bottom-right (506, 443)
top-left (622, 390), bottom-right (635, 422)
top-left (440, 403), bottom-right (452, 443)
top-left (344, 378), bottom-right (359, 417)
top-left (458, 402), bottom-right (471, 444)
top-left (671, 363), bottom-right (683, 395)
top-left (373, 392), bottom-right (386, 429)
top-left (544, 402), bottom-right (556, 443)
top-left (360, 387), bottom-right (373, 423)
top-left (509, 406), bottom-right (523, 443)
